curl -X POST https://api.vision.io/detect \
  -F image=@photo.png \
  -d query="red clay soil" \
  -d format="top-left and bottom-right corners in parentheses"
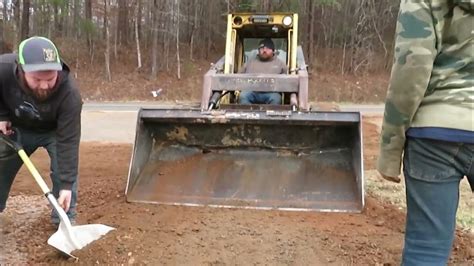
top-left (4, 121), bottom-right (473, 265)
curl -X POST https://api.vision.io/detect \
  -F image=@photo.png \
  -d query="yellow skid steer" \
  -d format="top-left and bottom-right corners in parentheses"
top-left (126, 13), bottom-right (364, 212)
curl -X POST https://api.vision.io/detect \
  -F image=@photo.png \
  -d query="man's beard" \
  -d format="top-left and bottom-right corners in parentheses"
top-left (258, 52), bottom-right (272, 61)
top-left (27, 87), bottom-right (57, 101)
top-left (18, 69), bottom-right (60, 101)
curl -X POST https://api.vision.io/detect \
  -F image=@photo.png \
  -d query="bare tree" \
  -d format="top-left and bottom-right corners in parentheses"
top-left (104, 0), bottom-right (111, 81)
top-left (0, 0), bottom-right (5, 53)
top-left (2, 0), bottom-right (7, 26)
top-left (52, 0), bottom-right (61, 37)
top-left (20, 0), bottom-right (30, 40)
top-left (189, 0), bottom-right (199, 60)
top-left (117, 0), bottom-right (128, 46)
top-left (12, 0), bottom-right (20, 46)
top-left (73, 0), bottom-right (80, 39)
top-left (150, 0), bottom-right (159, 78)
top-left (205, 1), bottom-right (213, 59)
top-left (308, 0), bottom-right (315, 65)
top-left (135, 0), bottom-right (142, 69)
top-left (63, 1), bottom-right (70, 37)
top-left (175, 0), bottom-right (180, 79)
top-left (260, 0), bottom-right (272, 12)
top-left (85, 0), bottom-right (92, 49)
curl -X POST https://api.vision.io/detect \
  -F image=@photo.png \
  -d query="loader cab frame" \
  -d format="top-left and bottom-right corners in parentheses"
top-left (201, 13), bottom-right (309, 111)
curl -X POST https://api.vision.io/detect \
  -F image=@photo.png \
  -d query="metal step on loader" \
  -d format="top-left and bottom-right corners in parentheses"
top-left (126, 13), bottom-right (364, 212)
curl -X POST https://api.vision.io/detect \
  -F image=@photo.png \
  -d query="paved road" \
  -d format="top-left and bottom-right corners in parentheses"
top-left (81, 102), bottom-right (384, 143)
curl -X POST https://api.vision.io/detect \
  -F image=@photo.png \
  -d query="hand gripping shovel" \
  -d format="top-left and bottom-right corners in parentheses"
top-left (0, 132), bottom-right (114, 259)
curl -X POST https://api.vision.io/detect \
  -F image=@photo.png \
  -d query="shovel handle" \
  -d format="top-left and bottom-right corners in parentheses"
top-left (17, 149), bottom-right (52, 195)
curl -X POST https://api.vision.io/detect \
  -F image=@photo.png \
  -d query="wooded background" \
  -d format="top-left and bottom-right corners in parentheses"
top-left (0, 0), bottom-right (400, 81)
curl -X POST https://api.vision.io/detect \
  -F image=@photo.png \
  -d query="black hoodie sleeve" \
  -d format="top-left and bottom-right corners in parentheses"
top-left (0, 91), bottom-right (9, 121)
top-left (0, 73), bottom-right (11, 122)
top-left (56, 77), bottom-right (82, 190)
top-left (0, 54), bottom-right (17, 121)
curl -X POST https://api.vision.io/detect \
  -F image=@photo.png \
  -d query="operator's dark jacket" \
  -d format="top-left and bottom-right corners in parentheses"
top-left (0, 53), bottom-right (82, 190)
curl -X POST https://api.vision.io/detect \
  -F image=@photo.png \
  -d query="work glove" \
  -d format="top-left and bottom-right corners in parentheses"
top-left (58, 190), bottom-right (72, 212)
top-left (378, 170), bottom-right (401, 183)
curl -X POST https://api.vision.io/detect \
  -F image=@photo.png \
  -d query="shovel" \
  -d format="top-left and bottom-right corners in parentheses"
top-left (0, 131), bottom-right (114, 259)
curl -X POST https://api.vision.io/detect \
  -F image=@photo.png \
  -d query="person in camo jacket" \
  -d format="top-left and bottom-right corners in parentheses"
top-left (377, 1), bottom-right (473, 265)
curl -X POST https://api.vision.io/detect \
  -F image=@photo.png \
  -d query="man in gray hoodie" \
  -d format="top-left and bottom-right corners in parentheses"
top-left (239, 38), bottom-right (288, 104)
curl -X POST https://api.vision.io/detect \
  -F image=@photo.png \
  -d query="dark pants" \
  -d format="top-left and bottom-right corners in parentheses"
top-left (0, 128), bottom-right (77, 221)
top-left (402, 137), bottom-right (473, 266)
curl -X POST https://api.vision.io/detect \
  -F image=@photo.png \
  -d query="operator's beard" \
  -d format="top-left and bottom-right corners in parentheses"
top-left (258, 52), bottom-right (273, 61)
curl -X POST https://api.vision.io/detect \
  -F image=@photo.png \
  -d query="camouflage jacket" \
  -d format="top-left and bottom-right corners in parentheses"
top-left (377, 0), bottom-right (474, 177)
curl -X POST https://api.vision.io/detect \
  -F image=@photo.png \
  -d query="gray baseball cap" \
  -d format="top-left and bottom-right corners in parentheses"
top-left (18, 36), bottom-right (62, 72)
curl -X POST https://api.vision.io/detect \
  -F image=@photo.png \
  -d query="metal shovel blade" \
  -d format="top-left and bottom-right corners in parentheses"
top-left (48, 223), bottom-right (115, 258)
top-left (46, 194), bottom-right (115, 258)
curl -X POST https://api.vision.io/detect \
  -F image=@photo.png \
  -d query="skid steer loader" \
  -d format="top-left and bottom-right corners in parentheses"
top-left (126, 13), bottom-right (364, 212)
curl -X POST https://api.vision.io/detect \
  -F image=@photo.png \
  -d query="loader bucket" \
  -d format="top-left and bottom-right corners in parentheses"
top-left (126, 109), bottom-right (364, 212)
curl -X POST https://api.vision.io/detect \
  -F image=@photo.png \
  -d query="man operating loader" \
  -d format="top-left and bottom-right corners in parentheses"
top-left (0, 36), bottom-right (82, 225)
top-left (239, 38), bottom-right (288, 105)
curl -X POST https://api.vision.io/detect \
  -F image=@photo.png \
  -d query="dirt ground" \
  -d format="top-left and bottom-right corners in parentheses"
top-left (0, 119), bottom-right (472, 265)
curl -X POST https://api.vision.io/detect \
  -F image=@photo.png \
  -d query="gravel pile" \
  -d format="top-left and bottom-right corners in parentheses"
top-left (0, 195), bottom-right (49, 265)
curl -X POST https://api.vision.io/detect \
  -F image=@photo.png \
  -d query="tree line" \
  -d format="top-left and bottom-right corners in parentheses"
top-left (0, 0), bottom-right (400, 80)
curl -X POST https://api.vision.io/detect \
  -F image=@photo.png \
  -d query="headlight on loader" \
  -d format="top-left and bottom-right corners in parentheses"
top-left (282, 16), bottom-right (293, 26)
